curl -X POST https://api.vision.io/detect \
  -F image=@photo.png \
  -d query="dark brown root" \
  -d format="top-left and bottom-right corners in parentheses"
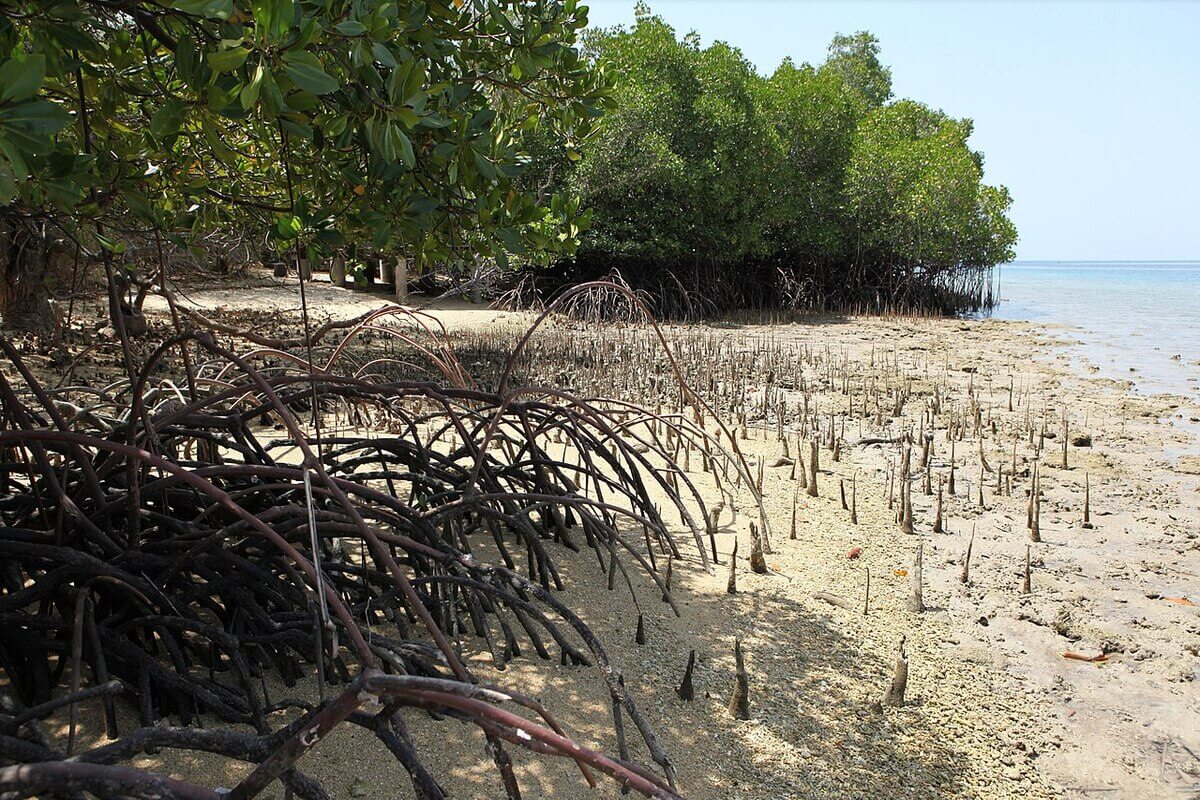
top-left (0, 288), bottom-right (721, 799)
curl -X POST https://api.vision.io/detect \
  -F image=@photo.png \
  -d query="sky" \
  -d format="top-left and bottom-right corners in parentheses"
top-left (582, 1), bottom-right (1200, 261)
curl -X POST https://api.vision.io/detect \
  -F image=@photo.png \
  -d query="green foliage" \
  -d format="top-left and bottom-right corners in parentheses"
top-left (0, 0), bottom-right (1017, 316)
top-left (761, 58), bottom-right (860, 264)
top-left (0, 0), bottom-right (607, 272)
top-left (822, 32), bottom-right (892, 108)
top-left (547, 7), bottom-right (1016, 313)
top-left (846, 101), bottom-right (1016, 271)
top-left (567, 12), bottom-right (774, 264)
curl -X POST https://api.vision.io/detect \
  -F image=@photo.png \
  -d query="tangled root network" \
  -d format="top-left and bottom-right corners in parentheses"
top-left (0, 286), bottom-right (761, 800)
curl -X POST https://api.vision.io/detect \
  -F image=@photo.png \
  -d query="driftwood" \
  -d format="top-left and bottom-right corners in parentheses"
top-left (961, 527), bottom-right (975, 585)
top-left (727, 539), bottom-right (739, 594)
top-left (1082, 472), bottom-right (1093, 529)
top-left (806, 440), bottom-right (819, 498)
top-left (749, 522), bottom-right (768, 574)
top-left (854, 436), bottom-right (907, 447)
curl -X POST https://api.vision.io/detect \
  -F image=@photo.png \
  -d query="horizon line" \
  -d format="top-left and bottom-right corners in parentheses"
top-left (1008, 259), bottom-right (1200, 264)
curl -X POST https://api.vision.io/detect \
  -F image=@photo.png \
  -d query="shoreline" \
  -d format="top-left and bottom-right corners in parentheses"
top-left (993, 261), bottom-right (1200, 403)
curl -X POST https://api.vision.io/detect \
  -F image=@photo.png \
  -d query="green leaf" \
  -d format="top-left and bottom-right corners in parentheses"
top-left (149, 99), bottom-right (186, 139)
top-left (125, 192), bottom-right (154, 221)
top-left (252, 0), bottom-right (292, 42)
top-left (395, 107), bottom-right (418, 129)
top-left (206, 46), bottom-right (250, 73)
top-left (335, 20), bottom-right (367, 36)
top-left (45, 175), bottom-right (86, 206)
top-left (44, 23), bottom-right (99, 53)
top-left (0, 100), bottom-right (72, 134)
top-left (369, 118), bottom-right (394, 161)
top-left (202, 117), bottom-right (237, 162)
top-left (260, 69), bottom-right (283, 117)
top-left (472, 148), bottom-right (498, 181)
top-left (282, 51), bottom-right (339, 95)
top-left (371, 223), bottom-right (392, 250)
top-left (0, 100), bottom-right (72, 153)
top-left (371, 43), bottom-right (398, 68)
top-left (175, 33), bottom-right (197, 85)
top-left (492, 244), bottom-right (509, 271)
top-left (409, 195), bottom-right (438, 215)
top-left (417, 113), bottom-right (451, 129)
top-left (496, 227), bottom-right (526, 254)
top-left (240, 63), bottom-right (265, 109)
top-left (396, 128), bottom-right (415, 167)
top-left (315, 227), bottom-right (344, 246)
top-left (468, 108), bottom-right (496, 133)
top-left (95, 233), bottom-right (126, 254)
top-left (170, 0), bottom-right (233, 20)
top-left (0, 160), bottom-right (15, 204)
top-left (286, 90), bottom-right (320, 111)
top-left (279, 118), bottom-right (313, 140)
top-left (324, 114), bottom-right (348, 137)
top-left (0, 135), bottom-right (30, 177)
top-left (275, 214), bottom-right (302, 239)
top-left (0, 55), bottom-right (46, 104)
top-left (401, 63), bottom-right (426, 104)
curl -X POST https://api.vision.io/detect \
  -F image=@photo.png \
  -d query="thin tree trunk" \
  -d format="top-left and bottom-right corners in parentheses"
top-left (395, 255), bottom-right (408, 302)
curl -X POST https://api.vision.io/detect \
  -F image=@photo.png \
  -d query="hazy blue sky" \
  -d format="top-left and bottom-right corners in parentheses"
top-left (583, 1), bottom-right (1200, 261)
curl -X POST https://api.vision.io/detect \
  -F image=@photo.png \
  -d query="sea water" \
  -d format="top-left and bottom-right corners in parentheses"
top-left (993, 261), bottom-right (1200, 400)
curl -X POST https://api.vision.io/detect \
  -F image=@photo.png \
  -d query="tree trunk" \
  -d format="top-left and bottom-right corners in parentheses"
top-left (329, 256), bottom-right (346, 287)
top-left (470, 256), bottom-right (483, 304)
top-left (0, 217), bottom-right (56, 334)
top-left (394, 255), bottom-right (407, 302)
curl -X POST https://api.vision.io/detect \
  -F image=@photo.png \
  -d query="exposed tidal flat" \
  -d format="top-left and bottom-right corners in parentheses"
top-left (114, 280), bottom-right (1200, 797)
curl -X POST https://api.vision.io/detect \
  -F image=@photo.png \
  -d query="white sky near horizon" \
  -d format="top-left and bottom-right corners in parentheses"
top-left (582, 1), bottom-right (1200, 262)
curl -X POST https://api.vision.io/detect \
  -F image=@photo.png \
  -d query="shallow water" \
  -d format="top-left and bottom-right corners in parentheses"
top-left (993, 260), bottom-right (1200, 399)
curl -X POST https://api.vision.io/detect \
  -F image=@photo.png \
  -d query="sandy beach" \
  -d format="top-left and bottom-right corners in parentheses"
top-left (54, 279), bottom-right (1198, 798)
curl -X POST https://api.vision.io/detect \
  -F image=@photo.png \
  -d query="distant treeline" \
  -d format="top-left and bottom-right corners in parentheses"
top-left (519, 6), bottom-right (1017, 316)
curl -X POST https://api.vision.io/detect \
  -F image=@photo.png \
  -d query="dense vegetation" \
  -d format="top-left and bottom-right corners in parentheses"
top-left (0, 1), bottom-right (1017, 333)
top-left (0, 0), bottom-right (604, 332)
top-left (530, 6), bottom-right (1017, 315)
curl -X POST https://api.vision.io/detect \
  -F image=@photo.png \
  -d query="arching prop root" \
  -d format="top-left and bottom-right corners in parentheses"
top-left (0, 286), bottom-right (747, 800)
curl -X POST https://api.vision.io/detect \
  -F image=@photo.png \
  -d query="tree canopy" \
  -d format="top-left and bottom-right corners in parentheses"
top-left (539, 7), bottom-right (1016, 315)
top-left (0, 1), bottom-right (1018, 327)
top-left (0, 0), bottom-right (606, 329)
